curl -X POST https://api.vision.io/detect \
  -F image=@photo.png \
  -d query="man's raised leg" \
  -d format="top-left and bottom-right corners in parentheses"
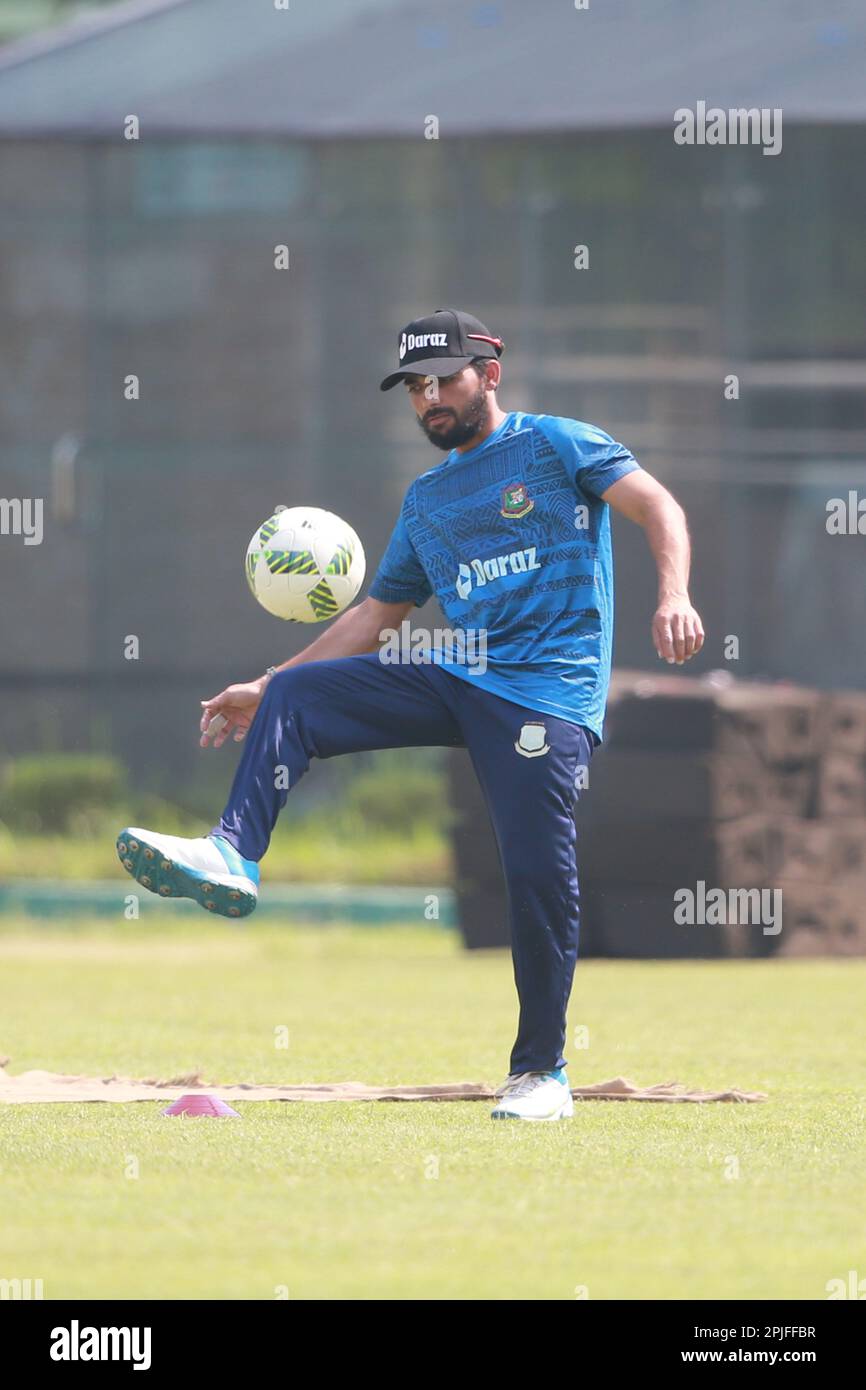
top-left (117, 653), bottom-right (463, 916)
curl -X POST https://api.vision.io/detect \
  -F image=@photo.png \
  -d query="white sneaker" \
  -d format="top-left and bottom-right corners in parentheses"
top-left (116, 828), bottom-right (259, 918)
top-left (490, 1068), bottom-right (574, 1121)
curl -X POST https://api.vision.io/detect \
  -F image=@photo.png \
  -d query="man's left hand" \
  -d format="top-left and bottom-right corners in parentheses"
top-left (652, 596), bottom-right (705, 664)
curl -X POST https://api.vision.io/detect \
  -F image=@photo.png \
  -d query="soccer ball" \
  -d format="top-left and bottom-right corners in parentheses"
top-left (245, 506), bottom-right (366, 621)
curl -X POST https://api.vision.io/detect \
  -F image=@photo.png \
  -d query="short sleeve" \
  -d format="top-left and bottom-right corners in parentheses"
top-left (368, 507), bottom-right (433, 609)
top-left (536, 415), bottom-right (641, 498)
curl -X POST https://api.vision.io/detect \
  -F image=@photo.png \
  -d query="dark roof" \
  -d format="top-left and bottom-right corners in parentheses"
top-left (0, 0), bottom-right (864, 137)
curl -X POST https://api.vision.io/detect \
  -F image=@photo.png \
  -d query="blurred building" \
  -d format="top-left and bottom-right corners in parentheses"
top-left (0, 0), bottom-right (864, 791)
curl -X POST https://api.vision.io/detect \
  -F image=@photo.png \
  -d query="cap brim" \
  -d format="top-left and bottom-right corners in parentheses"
top-left (379, 355), bottom-right (475, 392)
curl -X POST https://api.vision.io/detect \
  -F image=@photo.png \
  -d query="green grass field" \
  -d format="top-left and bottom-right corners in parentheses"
top-left (1, 917), bottom-right (864, 1300)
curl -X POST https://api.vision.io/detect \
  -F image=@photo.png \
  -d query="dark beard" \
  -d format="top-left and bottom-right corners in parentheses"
top-left (417, 382), bottom-right (489, 452)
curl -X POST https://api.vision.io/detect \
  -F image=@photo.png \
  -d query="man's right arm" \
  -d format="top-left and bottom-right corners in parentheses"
top-left (260, 595), bottom-right (415, 677)
top-left (199, 597), bottom-right (415, 748)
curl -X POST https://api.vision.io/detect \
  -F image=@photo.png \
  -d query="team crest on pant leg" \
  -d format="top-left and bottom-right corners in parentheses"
top-left (500, 482), bottom-right (534, 518)
top-left (514, 721), bottom-right (550, 757)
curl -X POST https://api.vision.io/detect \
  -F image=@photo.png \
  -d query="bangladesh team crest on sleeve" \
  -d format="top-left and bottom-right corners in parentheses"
top-left (500, 482), bottom-right (534, 518)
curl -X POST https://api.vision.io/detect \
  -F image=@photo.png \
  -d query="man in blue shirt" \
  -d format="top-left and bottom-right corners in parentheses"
top-left (118, 308), bottom-right (704, 1122)
top-left (371, 402), bottom-right (637, 743)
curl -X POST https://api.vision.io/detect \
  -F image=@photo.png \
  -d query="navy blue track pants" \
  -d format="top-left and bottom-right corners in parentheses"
top-left (213, 653), bottom-right (594, 1074)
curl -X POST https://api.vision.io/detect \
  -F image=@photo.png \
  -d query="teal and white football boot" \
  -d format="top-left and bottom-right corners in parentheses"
top-left (490, 1068), bottom-right (574, 1121)
top-left (116, 828), bottom-right (259, 918)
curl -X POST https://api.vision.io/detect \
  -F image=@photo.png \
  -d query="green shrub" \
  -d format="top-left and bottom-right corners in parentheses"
top-left (338, 761), bottom-right (449, 834)
top-left (0, 753), bottom-right (128, 834)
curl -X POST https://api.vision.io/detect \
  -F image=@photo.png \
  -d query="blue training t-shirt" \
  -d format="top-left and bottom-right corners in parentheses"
top-left (367, 411), bottom-right (640, 742)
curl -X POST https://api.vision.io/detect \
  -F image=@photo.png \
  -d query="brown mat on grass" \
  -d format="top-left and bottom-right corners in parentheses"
top-left (0, 1058), bottom-right (766, 1104)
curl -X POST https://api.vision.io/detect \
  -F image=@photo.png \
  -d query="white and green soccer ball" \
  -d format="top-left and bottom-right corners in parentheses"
top-left (245, 506), bottom-right (366, 621)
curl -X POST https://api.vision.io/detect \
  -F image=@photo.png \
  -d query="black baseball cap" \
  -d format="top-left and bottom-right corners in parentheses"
top-left (379, 308), bottom-right (505, 391)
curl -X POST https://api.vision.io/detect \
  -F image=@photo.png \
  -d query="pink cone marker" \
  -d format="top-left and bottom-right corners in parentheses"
top-left (162, 1093), bottom-right (240, 1117)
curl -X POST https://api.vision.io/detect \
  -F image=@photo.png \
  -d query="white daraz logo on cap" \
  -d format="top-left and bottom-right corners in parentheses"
top-left (399, 331), bottom-right (448, 361)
